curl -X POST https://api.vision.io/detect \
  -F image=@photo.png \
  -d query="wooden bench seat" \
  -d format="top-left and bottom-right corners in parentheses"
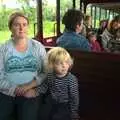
top-left (67, 50), bottom-right (120, 120)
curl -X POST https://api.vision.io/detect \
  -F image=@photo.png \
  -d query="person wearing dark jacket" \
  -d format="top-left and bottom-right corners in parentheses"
top-left (56, 9), bottom-right (91, 51)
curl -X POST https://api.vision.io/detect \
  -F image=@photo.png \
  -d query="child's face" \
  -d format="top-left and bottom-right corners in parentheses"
top-left (89, 36), bottom-right (96, 42)
top-left (54, 60), bottom-right (70, 77)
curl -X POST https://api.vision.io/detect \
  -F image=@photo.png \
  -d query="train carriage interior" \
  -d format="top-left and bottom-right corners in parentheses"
top-left (39, 0), bottom-right (120, 119)
top-left (36, 0), bottom-right (120, 119)
top-left (3, 0), bottom-right (119, 120)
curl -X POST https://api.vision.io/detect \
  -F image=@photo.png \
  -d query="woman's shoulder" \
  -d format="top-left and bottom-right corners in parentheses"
top-left (29, 39), bottom-right (46, 57)
top-left (0, 39), bottom-right (12, 52)
top-left (30, 39), bottom-right (46, 51)
top-left (31, 39), bottom-right (44, 46)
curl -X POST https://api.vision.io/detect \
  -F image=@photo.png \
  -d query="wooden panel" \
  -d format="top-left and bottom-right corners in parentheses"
top-left (67, 50), bottom-right (120, 120)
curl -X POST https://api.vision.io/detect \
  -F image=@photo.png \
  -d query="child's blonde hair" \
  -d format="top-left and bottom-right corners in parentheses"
top-left (46, 47), bottom-right (73, 72)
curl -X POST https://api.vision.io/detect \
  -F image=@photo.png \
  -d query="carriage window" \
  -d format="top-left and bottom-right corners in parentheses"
top-left (42, 0), bottom-right (56, 37)
top-left (76, 0), bottom-right (80, 10)
top-left (60, 0), bottom-right (72, 33)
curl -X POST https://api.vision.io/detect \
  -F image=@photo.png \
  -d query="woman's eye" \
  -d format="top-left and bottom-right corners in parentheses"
top-left (14, 23), bottom-right (19, 27)
top-left (23, 23), bottom-right (27, 27)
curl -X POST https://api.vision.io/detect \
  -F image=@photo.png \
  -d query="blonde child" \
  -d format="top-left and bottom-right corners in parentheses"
top-left (38, 47), bottom-right (79, 120)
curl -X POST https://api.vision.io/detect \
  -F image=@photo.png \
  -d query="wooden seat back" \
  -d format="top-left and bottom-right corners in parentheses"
top-left (68, 50), bottom-right (120, 120)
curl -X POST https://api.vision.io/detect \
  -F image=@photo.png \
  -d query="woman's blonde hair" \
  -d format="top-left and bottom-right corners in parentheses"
top-left (107, 15), bottom-right (120, 31)
top-left (45, 47), bottom-right (73, 72)
top-left (8, 11), bottom-right (29, 30)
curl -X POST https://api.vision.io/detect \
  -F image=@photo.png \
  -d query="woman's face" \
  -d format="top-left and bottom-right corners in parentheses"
top-left (112, 21), bottom-right (120, 30)
top-left (10, 16), bottom-right (28, 39)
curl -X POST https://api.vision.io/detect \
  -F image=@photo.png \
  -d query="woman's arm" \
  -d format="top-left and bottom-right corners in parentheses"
top-left (0, 45), bottom-right (16, 96)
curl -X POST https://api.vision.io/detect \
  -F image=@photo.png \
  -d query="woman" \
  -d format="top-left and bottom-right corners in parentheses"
top-left (0, 12), bottom-right (46, 120)
top-left (101, 15), bottom-right (120, 51)
top-left (107, 28), bottom-right (120, 53)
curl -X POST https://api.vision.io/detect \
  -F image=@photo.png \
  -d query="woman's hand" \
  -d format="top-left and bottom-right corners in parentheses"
top-left (15, 85), bottom-right (37, 98)
top-left (15, 84), bottom-right (29, 96)
top-left (23, 89), bottom-right (37, 98)
top-left (15, 79), bottom-right (37, 96)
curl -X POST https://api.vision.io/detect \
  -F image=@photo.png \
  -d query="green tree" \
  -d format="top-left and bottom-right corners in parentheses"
top-left (17, 0), bottom-right (36, 22)
top-left (0, 5), bottom-right (13, 30)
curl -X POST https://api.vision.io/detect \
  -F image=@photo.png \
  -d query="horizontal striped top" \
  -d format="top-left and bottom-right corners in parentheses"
top-left (38, 72), bottom-right (79, 119)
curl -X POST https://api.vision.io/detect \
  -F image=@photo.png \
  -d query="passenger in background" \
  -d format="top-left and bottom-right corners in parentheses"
top-left (0, 12), bottom-right (47, 120)
top-left (38, 47), bottom-right (79, 120)
top-left (84, 15), bottom-right (92, 33)
top-left (87, 31), bottom-right (101, 52)
top-left (97, 19), bottom-right (109, 50)
top-left (115, 28), bottom-right (120, 41)
top-left (97, 19), bottom-right (109, 36)
top-left (101, 15), bottom-right (120, 51)
top-left (107, 28), bottom-right (120, 53)
top-left (56, 9), bottom-right (91, 51)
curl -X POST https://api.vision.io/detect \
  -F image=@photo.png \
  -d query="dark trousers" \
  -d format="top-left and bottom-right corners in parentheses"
top-left (0, 92), bottom-right (41, 120)
top-left (39, 95), bottom-right (71, 120)
top-left (49, 103), bottom-right (71, 120)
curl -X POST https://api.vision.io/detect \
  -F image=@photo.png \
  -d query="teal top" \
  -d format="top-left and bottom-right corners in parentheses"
top-left (0, 39), bottom-right (47, 96)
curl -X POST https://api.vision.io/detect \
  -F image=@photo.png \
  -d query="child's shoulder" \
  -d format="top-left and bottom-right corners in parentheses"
top-left (67, 72), bottom-right (78, 81)
top-left (47, 72), bottom-right (54, 77)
